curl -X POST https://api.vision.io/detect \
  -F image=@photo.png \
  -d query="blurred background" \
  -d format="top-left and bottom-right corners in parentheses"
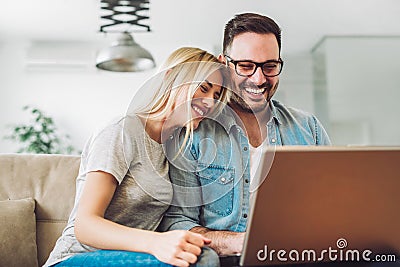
top-left (1, 0), bottom-right (399, 153)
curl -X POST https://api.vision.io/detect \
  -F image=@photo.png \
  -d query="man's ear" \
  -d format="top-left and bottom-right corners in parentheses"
top-left (218, 54), bottom-right (225, 64)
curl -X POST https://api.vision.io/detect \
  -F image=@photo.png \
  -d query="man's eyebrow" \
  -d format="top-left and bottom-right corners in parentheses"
top-left (238, 58), bottom-right (280, 63)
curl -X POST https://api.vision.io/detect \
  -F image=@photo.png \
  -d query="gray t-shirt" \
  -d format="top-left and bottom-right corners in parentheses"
top-left (44, 115), bottom-right (172, 267)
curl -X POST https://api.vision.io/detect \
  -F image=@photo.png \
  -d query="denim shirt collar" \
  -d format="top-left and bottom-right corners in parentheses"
top-left (216, 99), bottom-right (282, 133)
top-left (269, 99), bottom-right (283, 125)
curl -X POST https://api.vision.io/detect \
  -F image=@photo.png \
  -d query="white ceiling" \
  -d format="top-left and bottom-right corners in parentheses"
top-left (1, 0), bottom-right (400, 55)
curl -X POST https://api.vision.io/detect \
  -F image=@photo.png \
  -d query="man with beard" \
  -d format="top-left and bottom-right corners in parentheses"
top-left (159, 13), bottom-right (331, 260)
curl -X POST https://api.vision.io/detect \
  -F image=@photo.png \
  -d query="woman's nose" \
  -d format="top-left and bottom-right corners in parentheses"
top-left (201, 96), bottom-right (215, 108)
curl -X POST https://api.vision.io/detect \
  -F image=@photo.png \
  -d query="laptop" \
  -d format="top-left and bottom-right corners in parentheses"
top-left (230, 146), bottom-right (400, 266)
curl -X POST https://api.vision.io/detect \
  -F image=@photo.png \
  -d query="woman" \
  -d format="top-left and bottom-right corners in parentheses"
top-left (44, 47), bottom-right (229, 267)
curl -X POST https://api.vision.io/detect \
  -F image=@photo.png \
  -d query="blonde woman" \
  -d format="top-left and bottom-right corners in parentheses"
top-left (44, 47), bottom-right (229, 267)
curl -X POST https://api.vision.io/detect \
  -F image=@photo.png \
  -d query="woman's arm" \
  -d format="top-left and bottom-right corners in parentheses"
top-left (74, 171), bottom-right (210, 267)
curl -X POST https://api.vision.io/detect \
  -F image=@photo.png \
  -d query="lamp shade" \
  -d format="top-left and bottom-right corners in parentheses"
top-left (96, 32), bottom-right (155, 72)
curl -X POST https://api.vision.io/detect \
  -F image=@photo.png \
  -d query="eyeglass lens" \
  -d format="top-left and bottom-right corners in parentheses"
top-left (236, 61), bottom-right (282, 77)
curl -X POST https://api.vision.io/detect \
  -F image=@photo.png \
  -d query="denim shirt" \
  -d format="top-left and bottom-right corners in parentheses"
top-left (158, 100), bottom-right (331, 233)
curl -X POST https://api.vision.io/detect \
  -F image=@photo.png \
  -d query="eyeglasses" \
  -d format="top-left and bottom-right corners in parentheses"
top-left (224, 55), bottom-right (284, 77)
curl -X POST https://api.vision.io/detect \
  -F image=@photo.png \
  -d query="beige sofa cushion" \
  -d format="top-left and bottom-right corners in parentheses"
top-left (0, 198), bottom-right (38, 267)
top-left (0, 153), bottom-right (80, 266)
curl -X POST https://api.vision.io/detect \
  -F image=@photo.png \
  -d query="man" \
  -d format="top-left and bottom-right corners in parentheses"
top-left (159, 12), bottom-right (330, 257)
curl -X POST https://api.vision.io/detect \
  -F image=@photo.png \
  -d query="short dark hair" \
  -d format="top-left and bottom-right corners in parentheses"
top-left (223, 13), bottom-right (282, 55)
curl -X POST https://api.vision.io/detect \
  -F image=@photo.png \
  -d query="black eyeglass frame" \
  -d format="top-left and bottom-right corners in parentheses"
top-left (224, 55), bottom-right (284, 77)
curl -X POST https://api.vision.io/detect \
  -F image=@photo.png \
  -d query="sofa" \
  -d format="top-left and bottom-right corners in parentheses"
top-left (0, 153), bottom-right (81, 267)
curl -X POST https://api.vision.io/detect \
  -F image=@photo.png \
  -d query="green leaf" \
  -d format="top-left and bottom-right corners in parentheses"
top-left (4, 106), bottom-right (78, 155)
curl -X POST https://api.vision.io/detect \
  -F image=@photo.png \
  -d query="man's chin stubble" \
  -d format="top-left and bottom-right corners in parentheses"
top-left (229, 93), bottom-right (269, 114)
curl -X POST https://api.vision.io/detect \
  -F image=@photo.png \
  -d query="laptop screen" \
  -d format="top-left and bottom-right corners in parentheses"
top-left (241, 146), bottom-right (400, 266)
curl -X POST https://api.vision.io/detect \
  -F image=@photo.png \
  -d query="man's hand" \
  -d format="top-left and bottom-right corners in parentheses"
top-left (191, 226), bottom-right (245, 255)
top-left (149, 230), bottom-right (211, 267)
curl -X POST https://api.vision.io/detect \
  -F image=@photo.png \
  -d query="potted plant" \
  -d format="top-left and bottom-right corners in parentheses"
top-left (5, 106), bottom-right (77, 154)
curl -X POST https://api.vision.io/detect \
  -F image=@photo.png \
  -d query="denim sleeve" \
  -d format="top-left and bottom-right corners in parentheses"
top-left (158, 142), bottom-right (203, 232)
top-left (312, 115), bottom-right (332, 145)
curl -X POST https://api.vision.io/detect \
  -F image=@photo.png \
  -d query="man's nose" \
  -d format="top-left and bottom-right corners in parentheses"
top-left (249, 66), bottom-right (267, 86)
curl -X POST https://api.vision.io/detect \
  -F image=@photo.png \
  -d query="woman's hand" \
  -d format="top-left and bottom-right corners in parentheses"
top-left (149, 230), bottom-right (211, 267)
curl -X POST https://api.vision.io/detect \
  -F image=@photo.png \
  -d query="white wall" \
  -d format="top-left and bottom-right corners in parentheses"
top-left (313, 36), bottom-right (400, 145)
top-left (279, 53), bottom-right (315, 113)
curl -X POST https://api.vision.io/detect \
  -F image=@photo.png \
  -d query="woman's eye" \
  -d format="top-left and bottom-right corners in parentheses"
top-left (200, 85), bottom-right (208, 93)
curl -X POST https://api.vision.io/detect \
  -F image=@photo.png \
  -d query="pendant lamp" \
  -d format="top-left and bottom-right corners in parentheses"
top-left (96, 0), bottom-right (155, 72)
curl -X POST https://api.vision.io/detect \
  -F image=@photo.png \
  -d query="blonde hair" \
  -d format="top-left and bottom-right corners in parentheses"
top-left (135, 47), bottom-right (230, 150)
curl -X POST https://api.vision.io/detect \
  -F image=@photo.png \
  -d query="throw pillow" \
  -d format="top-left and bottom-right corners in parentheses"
top-left (0, 198), bottom-right (38, 267)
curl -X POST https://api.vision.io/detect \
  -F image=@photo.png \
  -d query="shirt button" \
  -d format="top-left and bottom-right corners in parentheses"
top-left (245, 179), bottom-right (249, 183)
top-left (243, 214), bottom-right (248, 218)
top-left (169, 135), bottom-right (174, 140)
top-left (243, 146), bottom-right (248, 151)
top-left (220, 177), bottom-right (226, 183)
top-left (271, 138), bottom-right (276, 143)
